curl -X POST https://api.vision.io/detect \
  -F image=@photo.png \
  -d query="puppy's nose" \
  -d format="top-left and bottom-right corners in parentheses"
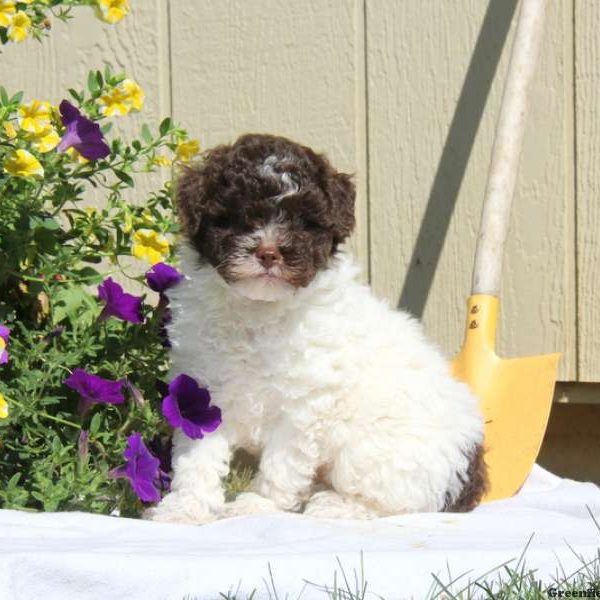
top-left (256, 245), bottom-right (282, 269)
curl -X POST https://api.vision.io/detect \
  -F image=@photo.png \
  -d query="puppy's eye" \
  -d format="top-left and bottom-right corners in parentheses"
top-left (211, 216), bottom-right (230, 229)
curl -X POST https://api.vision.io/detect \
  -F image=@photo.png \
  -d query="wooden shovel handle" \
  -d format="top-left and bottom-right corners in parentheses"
top-left (472, 0), bottom-right (547, 296)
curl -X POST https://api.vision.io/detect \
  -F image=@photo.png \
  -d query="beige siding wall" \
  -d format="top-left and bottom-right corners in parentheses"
top-left (368, 0), bottom-right (577, 381)
top-left (575, 2), bottom-right (600, 382)
top-left (1, 0), bottom-right (597, 383)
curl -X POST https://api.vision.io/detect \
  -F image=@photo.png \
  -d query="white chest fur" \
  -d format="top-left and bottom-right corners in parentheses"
top-left (167, 246), bottom-right (361, 449)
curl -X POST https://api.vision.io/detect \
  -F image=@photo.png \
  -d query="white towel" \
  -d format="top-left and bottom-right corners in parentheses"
top-left (1, 465), bottom-right (599, 599)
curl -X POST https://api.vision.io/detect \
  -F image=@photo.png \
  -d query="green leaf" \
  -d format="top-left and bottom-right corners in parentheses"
top-left (87, 71), bottom-right (99, 94)
top-left (90, 413), bottom-right (102, 435)
top-left (7, 473), bottom-right (21, 488)
top-left (113, 169), bottom-right (134, 187)
top-left (52, 285), bottom-right (96, 325)
top-left (159, 117), bottom-right (172, 137)
top-left (0, 86), bottom-right (8, 106)
top-left (9, 91), bottom-right (23, 105)
top-left (81, 254), bottom-right (102, 264)
top-left (100, 122), bottom-right (112, 135)
top-left (103, 64), bottom-right (113, 85)
top-left (132, 140), bottom-right (142, 152)
top-left (141, 124), bottom-right (152, 144)
top-left (34, 229), bottom-right (61, 253)
top-left (29, 215), bottom-right (60, 231)
top-left (31, 491), bottom-right (46, 503)
top-left (71, 267), bottom-right (102, 283)
top-left (68, 88), bottom-right (83, 104)
top-left (95, 70), bottom-right (104, 91)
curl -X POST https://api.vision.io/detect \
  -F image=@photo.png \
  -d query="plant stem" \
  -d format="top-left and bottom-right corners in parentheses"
top-left (9, 398), bottom-right (81, 430)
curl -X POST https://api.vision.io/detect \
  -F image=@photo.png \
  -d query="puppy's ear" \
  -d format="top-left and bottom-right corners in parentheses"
top-left (327, 171), bottom-right (356, 244)
top-left (176, 164), bottom-right (205, 238)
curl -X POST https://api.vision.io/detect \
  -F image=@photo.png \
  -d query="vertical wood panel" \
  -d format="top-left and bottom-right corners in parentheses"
top-left (169, 0), bottom-right (368, 275)
top-left (575, 2), bottom-right (600, 381)
top-left (367, 0), bottom-right (575, 379)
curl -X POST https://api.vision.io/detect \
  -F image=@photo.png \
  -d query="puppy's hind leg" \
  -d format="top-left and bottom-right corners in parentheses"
top-left (325, 425), bottom-right (483, 518)
top-left (144, 431), bottom-right (230, 525)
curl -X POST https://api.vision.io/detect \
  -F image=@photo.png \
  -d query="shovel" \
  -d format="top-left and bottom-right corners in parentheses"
top-left (451, 0), bottom-right (560, 502)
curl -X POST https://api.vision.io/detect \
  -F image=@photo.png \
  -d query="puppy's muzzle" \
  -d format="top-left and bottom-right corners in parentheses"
top-left (256, 244), bottom-right (282, 270)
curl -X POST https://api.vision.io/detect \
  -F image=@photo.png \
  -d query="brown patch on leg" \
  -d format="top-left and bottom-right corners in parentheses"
top-left (444, 444), bottom-right (489, 512)
top-left (315, 462), bottom-right (332, 486)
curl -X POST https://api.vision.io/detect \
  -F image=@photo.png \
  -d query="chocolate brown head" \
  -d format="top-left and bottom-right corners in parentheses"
top-left (176, 133), bottom-right (355, 301)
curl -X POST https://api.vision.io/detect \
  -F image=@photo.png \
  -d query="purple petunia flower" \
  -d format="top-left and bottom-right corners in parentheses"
top-left (98, 277), bottom-right (143, 324)
top-left (64, 368), bottom-right (125, 411)
top-left (145, 263), bottom-right (184, 294)
top-left (0, 325), bottom-right (10, 365)
top-left (110, 433), bottom-right (166, 503)
top-left (56, 100), bottom-right (110, 160)
top-left (162, 374), bottom-right (221, 440)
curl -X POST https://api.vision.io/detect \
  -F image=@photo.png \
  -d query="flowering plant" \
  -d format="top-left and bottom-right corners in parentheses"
top-left (0, 0), bottom-right (130, 46)
top-left (0, 66), bottom-right (209, 516)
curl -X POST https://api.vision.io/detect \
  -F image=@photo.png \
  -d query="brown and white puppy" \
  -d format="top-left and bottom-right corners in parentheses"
top-left (146, 133), bottom-right (487, 524)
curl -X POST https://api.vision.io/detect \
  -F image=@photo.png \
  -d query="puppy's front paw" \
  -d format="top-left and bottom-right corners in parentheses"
top-left (219, 492), bottom-right (280, 519)
top-left (143, 493), bottom-right (216, 525)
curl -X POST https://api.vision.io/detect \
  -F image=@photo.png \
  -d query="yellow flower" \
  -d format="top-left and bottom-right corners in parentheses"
top-left (175, 139), bottom-right (200, 163)
top-left (98, 87), bottom-right (130, 117)
top-left (132, 229), bottom-right (170, 264)
top-left (98, 79), bottom-right (144, 117)
top-left (7, 10), bottom-right (31, 42)
top-left (3, 121), bottom-right (18, 139)
top-left (152, 155), bottom-right (172, 167)
top-left (3, 149), bottom-right (44, 178)
top-left (29, 126), bottom-right (60, 153)
top-left (95, 0), bottom-right (129, 24)
top-left (66, 147), bottom-right (89, 164)
top-left (0, 393), bottom-right (7, 419)
top-left (18, 100), bottom-right (53, 134)
top-left (0, 1), bottom-right (15, 27)
top-left (121, 79), bottom-right (144, 112)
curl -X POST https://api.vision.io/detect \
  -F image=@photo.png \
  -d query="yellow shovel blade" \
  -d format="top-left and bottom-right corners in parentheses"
top-left (451, 294), bottom-right (560, 502)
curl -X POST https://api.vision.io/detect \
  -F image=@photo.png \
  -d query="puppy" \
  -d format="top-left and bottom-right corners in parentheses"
top-left (146, 133), bottom-right (487, 524)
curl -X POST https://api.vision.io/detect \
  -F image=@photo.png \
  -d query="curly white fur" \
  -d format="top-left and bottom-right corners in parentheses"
top-left (146, 246), bottom-right (484, 524)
